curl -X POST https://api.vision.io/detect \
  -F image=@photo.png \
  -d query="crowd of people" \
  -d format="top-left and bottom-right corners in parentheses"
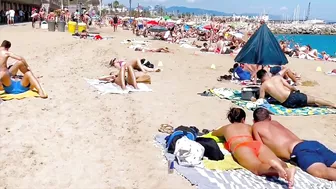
top-left (0, 8), bottom-right (28, 25)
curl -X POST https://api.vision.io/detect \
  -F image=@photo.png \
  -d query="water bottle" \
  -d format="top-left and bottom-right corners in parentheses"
top-left (168, 160), bottom-right (174, 174)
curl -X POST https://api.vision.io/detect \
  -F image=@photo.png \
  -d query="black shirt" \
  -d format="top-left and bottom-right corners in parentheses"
top-left (113, 16), bottom-right (118, 24)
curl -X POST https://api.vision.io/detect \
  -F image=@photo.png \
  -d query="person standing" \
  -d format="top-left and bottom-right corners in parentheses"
top-left (113, 15), bottom-right (118, 32)
top-left (9, 8), bottom-right (15, 25)
top-left (19, 9), bottom-right (24, 22)
top-left (5, 9), bottom-right (10, 25)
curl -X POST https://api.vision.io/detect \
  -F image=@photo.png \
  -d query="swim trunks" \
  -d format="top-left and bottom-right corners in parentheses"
top-left (270, 66), bottom-right (282, 75)
top-left (3, 79), bottom-right (30, 94)
top-left (234, 67), bottom-right (251, 80)
top-left (281, 91), bottom-right (308, 108)
top-left (291, 141), bottom-right (336, 172)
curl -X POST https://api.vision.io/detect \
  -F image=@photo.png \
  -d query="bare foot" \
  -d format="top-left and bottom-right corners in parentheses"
top-left (39, 91), bottom-right (48, 99)
top-left (285, 167), bottom-right (296, 189)
top-left (269, 160), bottom-right (287, 180)
top-left (155, 68), bottom-right (161, 72)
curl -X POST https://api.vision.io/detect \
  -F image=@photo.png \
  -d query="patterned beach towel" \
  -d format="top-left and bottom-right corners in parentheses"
top-left (209, 88), bottom-right (336, 116)
top-left (155, 134), bottom-right (336, 189)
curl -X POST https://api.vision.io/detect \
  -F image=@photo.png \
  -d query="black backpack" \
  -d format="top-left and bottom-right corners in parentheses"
top-left (165, 126), bottom-right (198, 154)
top-left (196, 137), bottom-right (224, 161)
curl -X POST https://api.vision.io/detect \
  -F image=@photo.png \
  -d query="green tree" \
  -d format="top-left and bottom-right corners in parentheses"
top-left (113, 0), bottom-right (120, 12)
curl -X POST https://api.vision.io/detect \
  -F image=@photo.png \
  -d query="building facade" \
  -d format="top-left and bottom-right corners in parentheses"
top-left (0, 0), bottom-right (61, 13)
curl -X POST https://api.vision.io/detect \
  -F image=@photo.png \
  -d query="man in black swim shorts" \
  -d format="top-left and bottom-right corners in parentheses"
top-left (256, 69), bottom-right (335, 108)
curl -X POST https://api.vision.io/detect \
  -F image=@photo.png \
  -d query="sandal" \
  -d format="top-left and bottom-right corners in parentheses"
top-left (198, 91), bottom-right (213, 97)
top-left (158, 124), bottom-right (174, 134)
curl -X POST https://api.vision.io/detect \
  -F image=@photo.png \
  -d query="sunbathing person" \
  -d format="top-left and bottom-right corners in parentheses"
top-left (264, 66), bottom-right (300, 85)
top-left (252, 108), bottom-right (336, 181)
top-left (134, 46), bottom-right (170, 53)
top-left (99, 65), bottom-right (138, 90)
top-left (232, 63), bottom-right (252, 81)
top-left (0, 40), bottom-right (47, 98)
top-left (212, 108), bottom-right (295, 188)
top-left (109, 58), bottom-right (160, 72)
top-left (256, 69), bottom-right (335, 108)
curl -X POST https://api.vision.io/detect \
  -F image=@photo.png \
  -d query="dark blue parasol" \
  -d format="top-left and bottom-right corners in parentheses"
top-left (234, 24), bottom-right (288, 66)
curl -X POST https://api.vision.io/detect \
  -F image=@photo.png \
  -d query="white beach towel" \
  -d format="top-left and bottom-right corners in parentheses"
top-left (180, 44), bottom-right (197, 49)
top-left (85, 79), bottom-right (152, 94)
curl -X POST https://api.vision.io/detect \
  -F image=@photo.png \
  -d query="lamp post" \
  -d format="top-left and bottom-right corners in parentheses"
top-left (129, 0), bottom-right (131, 18)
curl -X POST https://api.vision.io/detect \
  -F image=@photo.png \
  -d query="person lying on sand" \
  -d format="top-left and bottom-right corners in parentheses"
top-left (252, 108), bottom-right (336, 181)
top-left (134, 46), bottom-right (170, 53)
top-left (99, 65), bottom-right (138, 90)
top-left (109, 58), bottom-right (161, 72)
top-left (256, 69), bottom-right (335, 108)
top-left (264, 66), bottom-right (300, 85)
top-left (0, 40), bottom-right (47, 98)
top-left (212, 108), bottom-right (295, 188)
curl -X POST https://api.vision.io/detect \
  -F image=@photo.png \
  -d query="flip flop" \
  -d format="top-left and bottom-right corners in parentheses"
top-left (158, 124), bottom-right (174, 134)
top-left (198, 91), bottom-right (213, 97)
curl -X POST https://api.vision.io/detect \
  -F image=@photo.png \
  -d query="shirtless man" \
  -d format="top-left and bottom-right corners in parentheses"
top-left (252, 108), bottom-right (336, 181)
top-left (256, 69), bottom-right (335, 108)
top-left (0, 40), bottom-right (47, 98)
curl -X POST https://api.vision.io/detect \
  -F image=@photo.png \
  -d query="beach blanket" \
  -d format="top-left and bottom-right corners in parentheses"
top-left (85, 79), bottom-right (152, 94)
top-left (0, 90), bottom-right (40, 100)
top-left (121, 39), bottom-right (149, 45)
top-left (209, 88), bottom-right (336, 116)
top-left (155, 134), bottom-right (336, 189)
top-left (73, 36), bottom-right (113, 40)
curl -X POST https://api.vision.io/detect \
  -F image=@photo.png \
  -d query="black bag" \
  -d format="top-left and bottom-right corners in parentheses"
top-left (165, 126), bottom-right (198, 154)
top-left (140, 58), bottom-right (154, 68)
top-left (196, 137), bottom-right (224, 161)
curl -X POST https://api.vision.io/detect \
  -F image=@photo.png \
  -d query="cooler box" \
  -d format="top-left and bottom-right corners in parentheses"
top-left (241, 87), bottom-right (260, 101)
top-left (68, 21), bottom-right (77, 34)
top-left (78, 23), bottom-right (87, 32)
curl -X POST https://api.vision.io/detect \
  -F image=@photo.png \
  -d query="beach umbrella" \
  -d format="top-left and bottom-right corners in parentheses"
top-left (163, 15), bottom-right (170, 20)
top-left (147, 20), bottom-right (159, 26)
top-left (234, 24), bottom-right (288, 66)
top-left (148, 26), bottom-right (168, 33)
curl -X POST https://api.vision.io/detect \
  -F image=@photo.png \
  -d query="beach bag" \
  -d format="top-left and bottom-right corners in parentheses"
top-left (196, 137), bottom-right (224, 161)
top-left (140, 58), bottom-right (154, 68)
top-left (174, 136), bottom-right (205, 167)
top-left (165, 126), bottom-right (198, 154)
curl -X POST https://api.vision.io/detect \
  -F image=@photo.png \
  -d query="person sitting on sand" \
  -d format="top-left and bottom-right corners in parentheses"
top-left (109, 58), bottom-right (161, 72)
top-left (0, 40), bottom-right (47, 98)
top-left (232, 63), bottom-right (252, 81)
top-left (256, 69), bottom-right (335, 108)
top-left (252, 108), bottom-right (336, 181)
top-left (99, 65), bottom-right (138, 90)
top-left (212, 108), bottom-right (295, 188)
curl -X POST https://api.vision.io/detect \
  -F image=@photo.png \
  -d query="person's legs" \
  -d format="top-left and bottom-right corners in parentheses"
top-left (258, 145), bottom-right (296, 185)
top-left (306, 95), bottom-right (336, 108)
top-left (0, 70), bottom-right (12, 87)
top-left (20, 71), bottom-right (47, 98)
top-left (126, 66), bottom-right (138, 89)
top-left (306, 163), bottom-right (336, 181)
top-left (114, 66), bottom-right (126, 90)
top-left (279, 68), bottom-right (298, 84)
top-left (9, 60), bottom-right (30, 75)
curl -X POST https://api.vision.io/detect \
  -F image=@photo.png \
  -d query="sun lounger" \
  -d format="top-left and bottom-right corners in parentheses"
top-left (155, 134), bottom-right (336, 189)
top-left (85, 78), bottom-right (152, 94)
top-left (208, 88), bottom-right (336, 116)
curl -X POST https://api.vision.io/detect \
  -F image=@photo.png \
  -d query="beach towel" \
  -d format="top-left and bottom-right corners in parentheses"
top-left (209, 88), bottom-right (336, 116)
top-left (85, 79), bottom-right (152, 94)
top-left (155, 134), bottom-right (336, 189)
top-left (0, 90), bottom-right (40, 100)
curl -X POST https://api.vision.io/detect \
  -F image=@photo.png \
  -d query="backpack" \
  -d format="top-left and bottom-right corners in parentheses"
top-left (196, 137), bottom-right (224, 161)
top-left (165, 126), bottom-right (198, 154)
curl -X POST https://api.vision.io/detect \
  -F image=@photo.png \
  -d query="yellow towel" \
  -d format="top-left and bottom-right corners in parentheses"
top-left (203, 155), bottom-right (243, 170)
top-left (202, 132), bottom-right (225, 143)
top-left (0, 90), bottom-right (40, 100)
top-left (203, 155), bottom-right (294, 171)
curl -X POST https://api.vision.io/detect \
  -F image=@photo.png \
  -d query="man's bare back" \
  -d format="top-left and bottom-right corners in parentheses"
top-left (253, 120), bottom-right (301, 159)
top-left (260, 76), bottom-right (292, 103)
top-left (0, 49), bottom-right (10, 71)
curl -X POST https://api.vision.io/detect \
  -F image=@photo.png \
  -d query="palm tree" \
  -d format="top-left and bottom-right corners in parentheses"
top-left (113, 0), bottom-right (120, 12)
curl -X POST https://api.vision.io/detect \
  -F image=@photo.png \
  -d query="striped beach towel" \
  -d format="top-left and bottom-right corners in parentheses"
top-left (155, 134), bottom-right (336, 189)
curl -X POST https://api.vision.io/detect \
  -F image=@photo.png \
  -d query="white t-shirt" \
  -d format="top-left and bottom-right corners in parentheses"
top-left (9, 10), bottom-right (15, 17)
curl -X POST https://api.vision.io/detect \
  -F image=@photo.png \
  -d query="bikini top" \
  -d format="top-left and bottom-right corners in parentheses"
top-left (225, 135), bottom-right (253, 152)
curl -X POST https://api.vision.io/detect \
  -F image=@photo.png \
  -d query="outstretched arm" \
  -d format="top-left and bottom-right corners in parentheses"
top-left (281, 77), bottom-right (297, 91)
top-left (212, 125), bottom-right (226, 137)
top-left (259, 85), bottom-right (266, 99)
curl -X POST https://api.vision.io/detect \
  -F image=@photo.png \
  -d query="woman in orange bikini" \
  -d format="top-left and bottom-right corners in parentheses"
top-left (212, 108), bottom-right (296, 188)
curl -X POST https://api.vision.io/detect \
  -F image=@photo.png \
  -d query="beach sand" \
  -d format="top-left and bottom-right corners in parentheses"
top-left (0, 24), bottom-right (335, 189)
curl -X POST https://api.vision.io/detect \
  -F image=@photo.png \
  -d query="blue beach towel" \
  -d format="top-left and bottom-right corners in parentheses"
top-left (209, 88), bottom-right (336, 116)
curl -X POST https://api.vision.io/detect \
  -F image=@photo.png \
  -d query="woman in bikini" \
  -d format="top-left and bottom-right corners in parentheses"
top-left (212, 108), bottom-right (296, 188)
top-left (99, 65), bottom-right (138, 90)
top-left (109, 58), bottom-right (160, 72)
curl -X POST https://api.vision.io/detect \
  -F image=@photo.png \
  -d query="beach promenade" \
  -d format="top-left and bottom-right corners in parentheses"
top-left (0, 25), bottom-right (335, 188)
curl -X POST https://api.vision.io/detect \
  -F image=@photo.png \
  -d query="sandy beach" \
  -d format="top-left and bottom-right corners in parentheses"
top-left (0, 24), bottom-right (335, 189)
